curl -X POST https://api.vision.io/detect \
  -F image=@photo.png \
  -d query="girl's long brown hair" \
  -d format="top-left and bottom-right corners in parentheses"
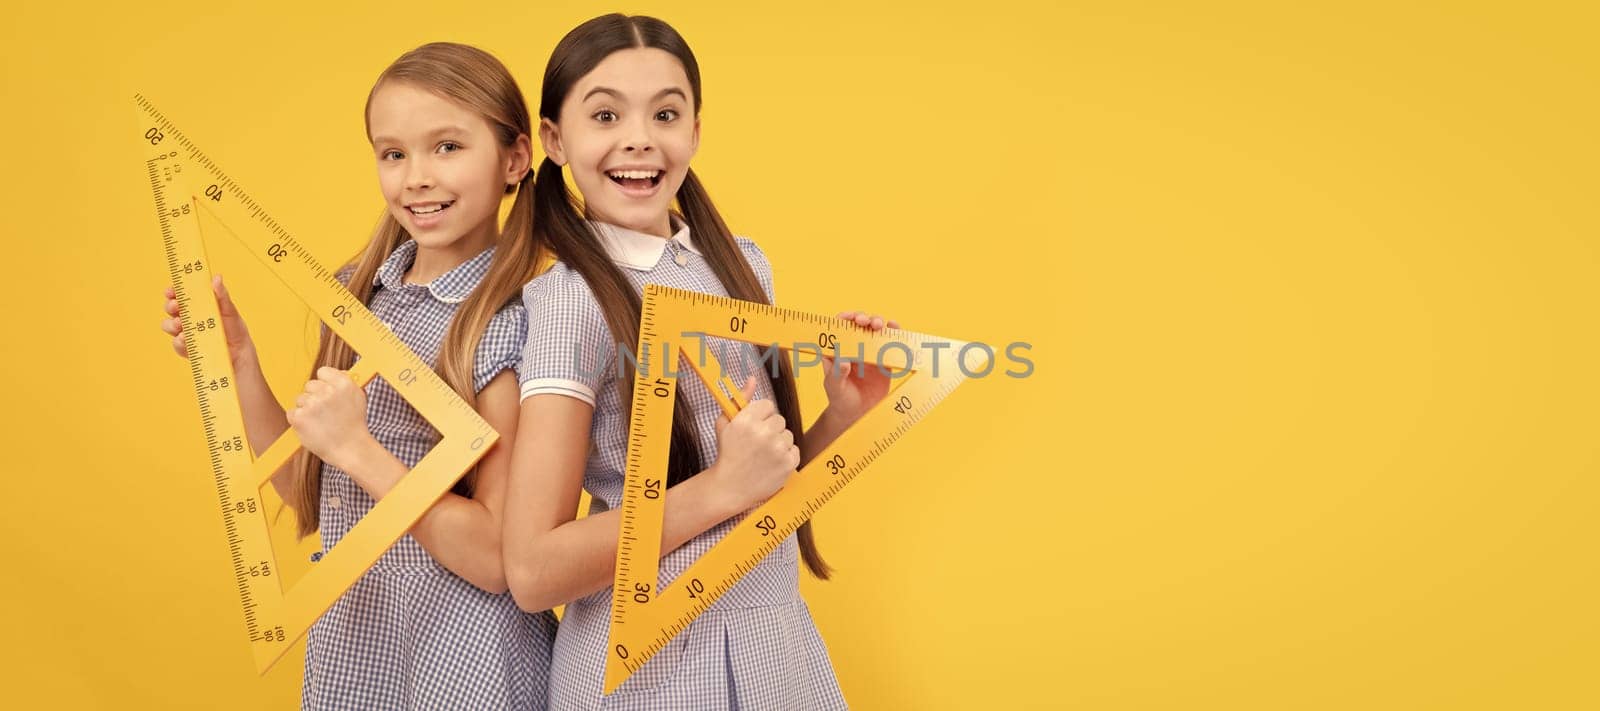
top-left (290, 42), bottom-right (541, 539)
top-left (535, 14), bottom-right (829, 578)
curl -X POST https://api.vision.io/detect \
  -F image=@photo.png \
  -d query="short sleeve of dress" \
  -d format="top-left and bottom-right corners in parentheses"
top-left (516, 265), bottom-right (615, 407)
top-left (735, 236), bottom-right (776, 303)
top-left (472, 302), bottom-right (528, 392)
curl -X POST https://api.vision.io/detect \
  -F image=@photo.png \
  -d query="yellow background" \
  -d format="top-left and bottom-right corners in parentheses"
top-left (3, 1), bottom-right (1596, 708)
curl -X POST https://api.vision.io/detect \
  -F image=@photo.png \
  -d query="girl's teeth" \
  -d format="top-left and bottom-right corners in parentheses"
top-left (609, 170), bottom-right (660, 179)
top-left (410, 202), bottom-right (450, 214)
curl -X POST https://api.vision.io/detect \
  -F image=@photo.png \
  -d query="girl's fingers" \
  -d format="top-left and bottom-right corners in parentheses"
top-left (838, 310), bottom-right (894, 330)
top-left (741, 374), bottom-right (759, 400)
top-left (161, 318), bottom-right (180, 336)
top-left (213, 275), bottom-right (239, 317)
top-left (164, 298), bottom-right (179, 316)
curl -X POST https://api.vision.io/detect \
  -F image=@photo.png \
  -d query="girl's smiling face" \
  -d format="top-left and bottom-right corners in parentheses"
top-left (368, 82), bottom-right (521, 253)
top-left (541, 47), bottom-right (699, 238)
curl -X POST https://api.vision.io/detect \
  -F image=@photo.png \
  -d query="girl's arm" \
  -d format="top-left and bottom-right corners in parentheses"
top-left (163, 276), bottom-right (298, 503)
top-left (502, 378), bottom-right (795, 614)
top-left (289, 368), bottom-right (521, 593)
top-left (233, 351), bottom-right (297, 504)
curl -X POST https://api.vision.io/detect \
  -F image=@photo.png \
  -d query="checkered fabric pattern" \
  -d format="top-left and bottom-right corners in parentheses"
top-left (303, 240), bottom-right (558, 710)
top-left (518, 223), bottom-right (847, 710)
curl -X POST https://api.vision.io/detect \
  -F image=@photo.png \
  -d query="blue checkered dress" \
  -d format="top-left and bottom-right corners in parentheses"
top-left (518, 221), bottom-right (848, 710)
top-left (303, 240), bottom-right (558, 710)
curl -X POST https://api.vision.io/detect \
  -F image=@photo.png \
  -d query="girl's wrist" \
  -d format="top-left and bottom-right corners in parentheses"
top-left (813, 405), bottom-right (849, 433)
top-left (697, 463), bottom-right (753, 519)
top-left (325, 433), bottom-right (380, 473)
top-left (233, 343), bottom-right (262, 373)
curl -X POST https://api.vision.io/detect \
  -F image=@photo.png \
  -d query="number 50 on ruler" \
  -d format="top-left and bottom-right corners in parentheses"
top-left (605, 285), bottom-right (986, 693)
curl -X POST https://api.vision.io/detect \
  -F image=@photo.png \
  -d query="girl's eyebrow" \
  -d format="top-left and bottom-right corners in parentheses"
top-left (582, 86), bottom-right (689, 103)
top-left (370, 126), bottom-right (470, 145)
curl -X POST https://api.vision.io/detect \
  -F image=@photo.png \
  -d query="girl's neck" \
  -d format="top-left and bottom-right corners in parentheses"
top-left (591, 211), bottom-right (673, 240)
top-left (405, 218), bottom-right (497, 285)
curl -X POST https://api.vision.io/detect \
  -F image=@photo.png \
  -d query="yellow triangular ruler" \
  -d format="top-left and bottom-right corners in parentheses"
top-left (136, 95), bottom-right (499, 673)
top-left (605, 284), bottom-right (987, 693)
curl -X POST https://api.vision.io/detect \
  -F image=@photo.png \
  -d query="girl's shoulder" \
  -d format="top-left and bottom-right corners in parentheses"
top-left (521, 260), bottom-right (606, 325)
top-left (523, 260), bottom-right (596, 301)
top-left (335, 263), bottom-right (357, 288)
top-left (732, 236), bottom-right (776, 301)
top-left (733, 235), bottom-right (770, 271)
top-left (484, 297), bottom-right (527, 339)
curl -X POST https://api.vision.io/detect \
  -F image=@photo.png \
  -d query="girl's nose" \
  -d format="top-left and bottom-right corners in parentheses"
top-left (622, 120), bottom-right (654, 153)
top-left (405, 160), bottom-right (435, 190)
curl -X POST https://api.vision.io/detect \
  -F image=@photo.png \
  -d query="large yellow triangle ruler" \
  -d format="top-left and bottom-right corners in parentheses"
top-left (604, 284), bottom-right (987, 693)
top-left (136, 95), bottom-right (500, 673)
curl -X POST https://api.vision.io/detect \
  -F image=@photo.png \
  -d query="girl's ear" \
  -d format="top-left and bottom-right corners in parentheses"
top-left (538, 118), bottom-right (566, 167)
top-left (505, 133), bottom-right (533, 185)
top-left (690, 116), bottom-right (700, 159)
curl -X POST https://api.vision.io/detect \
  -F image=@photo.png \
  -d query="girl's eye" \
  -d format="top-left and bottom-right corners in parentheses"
top-left (593, 110), bottom-right (618, 123)
top-left (382, 150), bottom-right (404, 161)
top-left (656, 109), bottom-right (679, 122)
top-left (438, 141), bottom-right (461, 153)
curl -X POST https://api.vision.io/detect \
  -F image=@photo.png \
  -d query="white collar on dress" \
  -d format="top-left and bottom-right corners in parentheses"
top-left (589, 217), bottom-right (700, 271)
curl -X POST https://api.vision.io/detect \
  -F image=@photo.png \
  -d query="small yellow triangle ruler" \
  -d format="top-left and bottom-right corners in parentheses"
top-left (136, 95), bottom-right (499, 673)
top-left (605, 284), bottom-right (987, 693)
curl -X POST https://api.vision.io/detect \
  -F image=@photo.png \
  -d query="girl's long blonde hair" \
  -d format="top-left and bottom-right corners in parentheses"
top-left (290, 42), bottom-right (540, 539)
